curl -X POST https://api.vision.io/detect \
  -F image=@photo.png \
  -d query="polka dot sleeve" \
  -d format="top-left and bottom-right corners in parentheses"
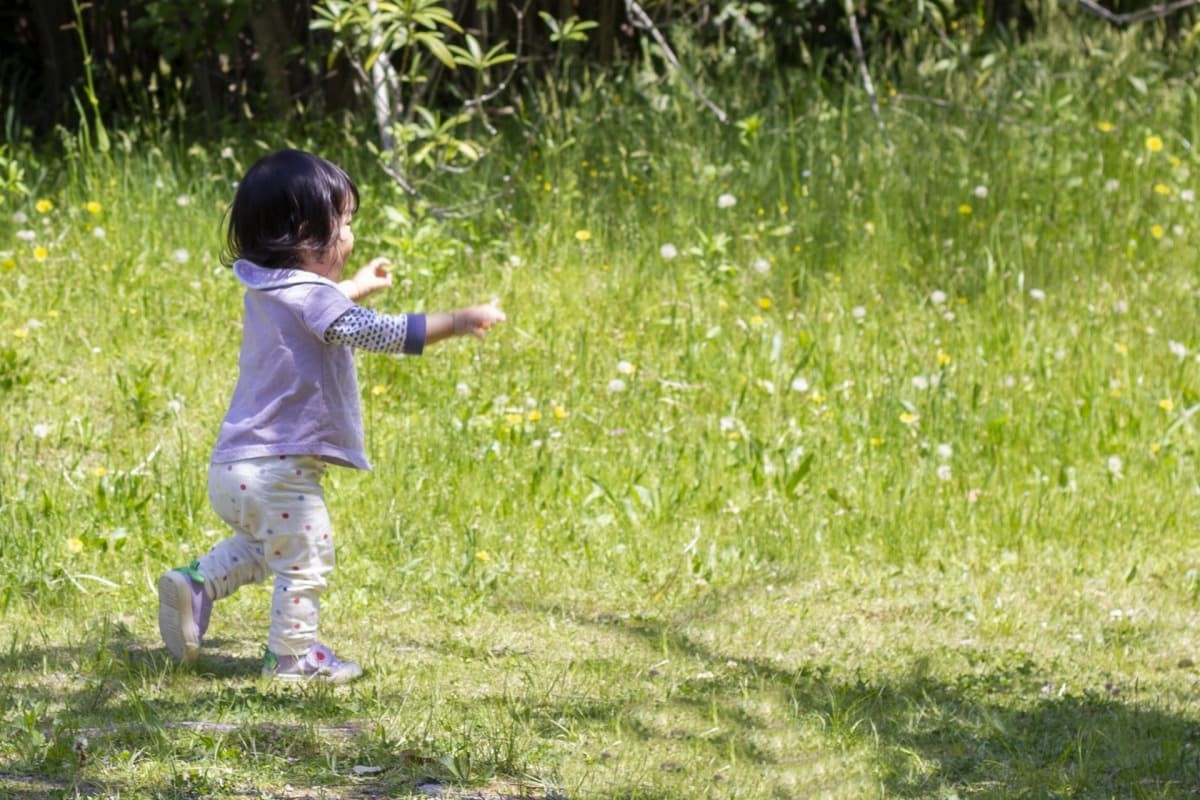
top-left (323, 307), bottom-right (426, 355)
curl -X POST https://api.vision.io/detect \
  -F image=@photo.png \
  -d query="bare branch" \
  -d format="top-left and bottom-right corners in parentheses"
top-left (844, 0), bottom-right (893, 152)
top-left (624, 0), bottom-right (730, 125)
top-left (1070, 0), bottom-right (1200, 25)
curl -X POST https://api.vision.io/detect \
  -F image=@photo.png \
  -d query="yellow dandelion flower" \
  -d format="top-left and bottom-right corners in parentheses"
top-left (1115, 342), bottom-right (1128, 354)
top-left (937, 351), bottom-right (952, 366)
top-left (1170, 156), bottom-right (1182, 167)
top-left (1096, 121), bottom-right (1114, 132)
top-left (1151, 224), bottom-right (1165, 239)
top-left (750, 315), bottom-right (764, 327)
top-left (553, 405), bottom-right (567, 420)
top-left (90, 466), bottom-right (107, 478)
top-left (85, 201), bottom-right (102, 214)
top-left (527, 410), bottom-right (542, 422)
top-left (958, 204), bottom-right (972, 215)
top-left (371, 385), bottom-right (387, 396)
top-left (2, 257), bottom-right (14, 271)
top-left (900, 412), bottom-right (919, 425)
top-left (33, 246), bottom-right (48, 261)
top-left (13, 327), bottom-right (28, 339)
top-left (1154, 183), bottom-right (1172, 196)
top-left (66, 537), bottom-right (84, 555)
top-left (504, 413), bottom-right (523, 425)
top-left (1151, 443), bottom-right (1161, 454)
top-left (869, 437), bottom-right (885, 447)
top-left (574, 229), bottom-right (592, 242)
top-left (1159, 398), bottom-right (1175, 411)
top-left (475, 550), bottom-right (491, 561)
top-left (758, 297), bottom-right (772, 310)
top-left (1146, 135), bottom-right (1164, 153)
top-left (35, 198), bottom-right (53, 213)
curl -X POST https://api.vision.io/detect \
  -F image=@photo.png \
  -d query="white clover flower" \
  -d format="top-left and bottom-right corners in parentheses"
top-left (12, 211), bottom-right (28, 224)
top-left (607, 378), bottom-right (627, 394)
top-left (972, 185), bottom-right (989, 199)
top-left (1029, 288), bottom-right (1046, 302)
top-left (751, 258), bottom-right (770, 274)
top-left (16, 230), bottom-right (36, 242)
top-left (617, 360), bottom-right (636, 375)
top-left (660, 243), bottom-right (678, 260)
top-left (936, 443), bottom-right (953, 460)
top-left (930, 290), bottom-right (947, 305)
top-left (717, 193), bottom-right (737, 209)
top-left (172, 248), bottom-right (189, 264)
top-left (1107, 455), bottom-right (1124, 478)
top-left (851, 306), bottom-right (866, 320)
top-left (175, 195), bottom-right (191, 207)
top-left (1170, 340), bottom-right (1188, 360)
top-left (31, 423), bottom-right (50, 439)
top-left (936, 464), bottom-right (953, 481)
top-left (791, 376), bottom-right (810, 393)
top-left (92, 226), bottom-right (106, 239)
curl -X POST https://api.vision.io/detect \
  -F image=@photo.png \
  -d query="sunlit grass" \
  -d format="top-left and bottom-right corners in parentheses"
top-left (2, 28), bottom-right (1200, 799)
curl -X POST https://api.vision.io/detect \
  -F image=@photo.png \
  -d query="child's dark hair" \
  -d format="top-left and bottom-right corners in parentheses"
top-left (223, 149), bottom-right (359, 269)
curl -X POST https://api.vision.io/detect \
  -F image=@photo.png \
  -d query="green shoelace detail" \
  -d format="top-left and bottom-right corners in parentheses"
top-left (174, 559), bottom-right (205, 584)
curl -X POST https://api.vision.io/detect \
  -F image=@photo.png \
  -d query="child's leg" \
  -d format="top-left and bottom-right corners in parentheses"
top-left (209, 456), bottom-right (336, 659)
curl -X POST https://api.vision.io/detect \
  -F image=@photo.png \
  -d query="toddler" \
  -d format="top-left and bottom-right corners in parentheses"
top-left (158, 149), bottom-right (505, 683)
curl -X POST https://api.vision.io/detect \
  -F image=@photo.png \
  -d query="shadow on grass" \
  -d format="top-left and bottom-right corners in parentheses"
top-left (556, 609), bottom-right (1200, 798)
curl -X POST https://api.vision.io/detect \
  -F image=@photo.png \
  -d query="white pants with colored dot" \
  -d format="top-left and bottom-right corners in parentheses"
top-left (202, 455), bottom-right (336, 658)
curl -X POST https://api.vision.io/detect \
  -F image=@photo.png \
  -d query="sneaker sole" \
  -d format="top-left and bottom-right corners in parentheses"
top-left (158, 571), bottom-right (201, 664)
top-left (263, 664), bottom-right (364, 685)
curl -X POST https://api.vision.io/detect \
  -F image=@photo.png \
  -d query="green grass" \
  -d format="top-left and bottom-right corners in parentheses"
top-left (3, 25), bottom-right (1200, 799)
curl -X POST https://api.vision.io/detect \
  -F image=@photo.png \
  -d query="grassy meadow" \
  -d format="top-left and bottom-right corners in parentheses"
top-left (4, 24), bottom-right (1200, 799)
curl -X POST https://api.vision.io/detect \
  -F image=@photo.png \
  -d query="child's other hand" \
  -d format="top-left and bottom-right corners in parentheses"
top-left (454, 304), bottom-right (506, 339)
top-left (349, 258), bottom-right (394, 298)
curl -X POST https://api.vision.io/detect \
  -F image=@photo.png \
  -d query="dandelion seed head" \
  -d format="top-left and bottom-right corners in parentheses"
top-left (1105, 179), bottom-right (1121, 193)
top-left (717, 193), bottom-right (737, 209)
top-left (1170, 340), bottom-right (1187, 360)
top-left (936, 464), bottom-right (953, 481)
top-left (751, 258), bottom-right (770, 274)
top-left (16, 230), bottom-right (35, 242)
top-left (936, 443), bottom-right (953, 460)
top-left (1181, 189), bottom-right (1196, 203)
top-left (660, 243), bottom-right (678, 260)
top-left (175, 195), bottom-right (191, 207)
top-left (32, 423), bottom-right (49, 439)
top-left (92, 226), bottom-right (106, 239)
top-left (608, 378), bottom-right (627, 394)
top-left (616, 360), bottom-right (636, 375)
top-left (973, 185), bottom-right (989, 199)
top-left (930, 290), bottom-right (948, 305)
top-left (791, 376), bottom-right (810, 393)
top-left (1107, 455), bottom-right (1124, 477)
top-left (1029, 288), bottom-right (1046, 302)
top-left (851, 305), bottom-right (866, 320)
top-left (173, 248), bottom-right (189, 264)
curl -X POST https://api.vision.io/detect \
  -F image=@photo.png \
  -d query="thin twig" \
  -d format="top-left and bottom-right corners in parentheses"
top-left (624, 0), bottom-right (729, 125)
top-left (1071, 0), bottom-right (1200, 25)
top-left (844, 0), bottom-right (893, 151)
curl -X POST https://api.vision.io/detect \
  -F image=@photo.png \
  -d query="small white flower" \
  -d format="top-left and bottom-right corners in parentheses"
top-left (1181, 189), bottom-right (1195, 203)
top-left (759, 379), bottom-right (776, 395)
top-left (166, 399), bottom-right (182, 414)
top-left (154, 178), bottom-right (165, 190)
top-left (493, 393), bottom-right (510, 409)
top-left (936, 443), bottom-right (953, 460)
top-left (717, 193), bottom-right (737, 209)
top-left (92, 226), bottom-right (106, 239)
top-left (1107, 455), bottom-right (1123, 478)
top-left (456, 382), bottom-right (471, 398)
top-left (172, 248), bottom-right (189, 264)
top-left (751, 258), bottom-right (770, 274)
top-left (617, 360), bottom-right (635, 375)
top-left (12, 211), bottom-right (28, 224)
top-left (719, 416), bottom-right (737, 432)
top-left (936, 464), bottom-right (953, 482)
top-left (973, 185), bottom-right (989, 199)
top-left (220, 147), bottom-right (234, 159)
top-left (31, 423), bottom-right (50, 439)
top-left (912, 375), bottom-right (930, 391)
top-left (1113, 299), bottom-right (1129, 314)
top-left (607, 379), bottom-right (627, 394)
top-left (175, 195), bottom-right (191, 207)
top-left (508, 254), bottom-right (522, 267)
top-left (1104, 178), bottom-right (1121, 193)
top-left (660, 243), bottom-right (678, 260)
top-left (1029, 288), bottom-right (1046, 302)
top-left (1170, 340), bottom-right (1188, 360)
top-left (851, 305), bottom-right (866, 320)
top-left (16, 230), bottom-right (36, 242)
top-left (930, 290), bottom-right (947, 305)
top-left (791, 376), bottom-right (810, 393)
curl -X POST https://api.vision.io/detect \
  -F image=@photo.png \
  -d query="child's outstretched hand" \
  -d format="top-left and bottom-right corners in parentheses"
top-left (341, 257), bottom-right (394, 301)
top-left (453, 304), bottom-right (506, 339)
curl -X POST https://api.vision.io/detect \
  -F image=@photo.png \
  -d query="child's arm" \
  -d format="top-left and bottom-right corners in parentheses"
top-left (339, 257), bottom-right (393, 301)
top-left (424, 304), bottom-right (507, 345)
